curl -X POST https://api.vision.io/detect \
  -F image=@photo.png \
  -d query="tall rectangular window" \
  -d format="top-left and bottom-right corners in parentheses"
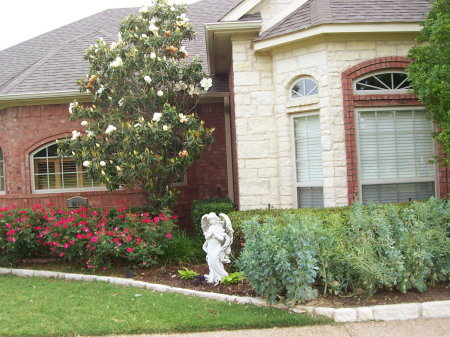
top-left (357, 109), bottom-right (435, 203)
top-left (293, 114), bottom-right (324, 207)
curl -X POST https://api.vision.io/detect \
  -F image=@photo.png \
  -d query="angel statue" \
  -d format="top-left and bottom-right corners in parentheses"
top-left (201, 212), bottom-right (234, 285)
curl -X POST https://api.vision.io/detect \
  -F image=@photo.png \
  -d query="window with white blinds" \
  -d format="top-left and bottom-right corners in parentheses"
top-left (293, 114), bottom-right (324, 208)
top-left (31, 142), bottom-right (102, 192)
top-left (0, 148), bottom-right (4, 192)
top-left (357, 109), bottom-right (435, 203)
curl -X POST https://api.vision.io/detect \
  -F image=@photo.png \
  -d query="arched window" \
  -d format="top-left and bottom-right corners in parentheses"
top-left (31, 142), bottom-right (102, 192)
top-left (291, 77), bottom-right (318, 98)
top-left (354, 71), bottom-right (412, 93)
top-left (0, 148), bottom-right (4, 193)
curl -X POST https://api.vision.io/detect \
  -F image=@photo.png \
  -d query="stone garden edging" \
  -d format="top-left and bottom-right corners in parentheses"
top-left (1, 267), bottom-right (449, 323)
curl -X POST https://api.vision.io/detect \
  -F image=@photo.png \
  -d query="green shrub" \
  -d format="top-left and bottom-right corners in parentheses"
top-left (235, 198), bottom-right (449, 302)
top-left (238, 214), bottom-right (319, 303)
top-left (191, 198), bottom-right (235, 236)
top-left (159, 230), bottom-right (205, 265)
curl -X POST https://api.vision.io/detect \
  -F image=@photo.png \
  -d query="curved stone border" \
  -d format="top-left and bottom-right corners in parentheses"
top-left (1, 267), bottom-right (448, 323)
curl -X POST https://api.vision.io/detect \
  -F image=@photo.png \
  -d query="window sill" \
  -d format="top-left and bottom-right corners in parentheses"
top-left (32, 187), bottom-right (108, 194)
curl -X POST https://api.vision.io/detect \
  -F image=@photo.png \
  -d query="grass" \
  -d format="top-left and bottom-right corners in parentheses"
top-left (0, 275), bottom-right (330, 337)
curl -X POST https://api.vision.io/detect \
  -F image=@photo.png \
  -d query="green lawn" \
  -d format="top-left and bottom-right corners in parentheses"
top-left (0, 275), bottom-right (330, 337)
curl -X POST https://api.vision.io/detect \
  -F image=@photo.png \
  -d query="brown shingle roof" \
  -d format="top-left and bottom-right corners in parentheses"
top-left (0, 0), bottom-right (243, 96)
top-left (258, 0), bottom-right (431, 41)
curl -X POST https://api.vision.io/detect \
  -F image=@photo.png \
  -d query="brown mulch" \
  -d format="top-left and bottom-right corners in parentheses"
top-left (15, 259), bottom-right (450, 308)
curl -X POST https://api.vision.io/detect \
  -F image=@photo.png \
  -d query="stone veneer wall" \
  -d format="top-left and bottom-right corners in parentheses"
top-left (232, 34), bottom-right (420, 209)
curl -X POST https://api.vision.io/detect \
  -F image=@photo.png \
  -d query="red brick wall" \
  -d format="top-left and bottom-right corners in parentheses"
top-left (0, 102), bottom-right (228, 230)
top-left (341, 56), bottom-right (449, 202)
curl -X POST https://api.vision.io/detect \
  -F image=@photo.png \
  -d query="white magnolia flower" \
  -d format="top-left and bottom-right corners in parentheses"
top-left (149, 24), bottom-right (159, 35)
top-left (179, 46), bottom-right (187, 54)
top-left (81, 121), bottom-right (88, 127)
top-left (83, 161), bottom-right (91, 168)
top-left (118, 98), bottom-right (124, 106)
top-left (179, 113), bottom-right (188, 123)
top-left (134, 123), bottom-right (142, 128)
top-left (150, 52), bottom-right (156, 59)
top-left (105, 125), bottom-right (117, 134)
top-left (68, 102), bottom-right (78, 114)
top-left (141, 33), bottom-right (148, 38)
top-left (152, 112), bottom-right (162, 122)
top-left (200, 77), bottom-right (213, 91)
top-left (144, 75), bottom-right (152, 84)
top-left (177, 13), bottom-right (189, 22)
top-left (116, 166), bottom-right (122, 172)
top-left (139, 5), bottom-right (149, 13)
top-left (110, 57), bottom-right (123, 68)
top-left (150, 17), bottom-right (157, 24)
top-left (163, 125), bottom-right (169, 131)
top-left (157, 90), bottom-right (164, 97)
top-left (71, 130), bottom-right (81, 140)
top-left (97, 86), bottom-right (104, 95)
top-left (100, 161), bottom-right (106, 167)
top-left (86, 130), bottom-right (95, 138)
top-left (110, 42), bottom-right (117, 50)
top-left (188, 84), bottom-right (201, 96)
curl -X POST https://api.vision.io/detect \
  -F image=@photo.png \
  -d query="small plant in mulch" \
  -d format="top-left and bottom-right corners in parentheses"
top-left (221, 272), bottom-right (245, 285)
top-left (177, 267), bottom-right (199, 280)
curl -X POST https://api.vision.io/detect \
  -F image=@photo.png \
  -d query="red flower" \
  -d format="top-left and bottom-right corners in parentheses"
top-left (126, 248), bottom-right (133, 253)
top-left (165, 233), bottom-right (172, 240)
top-left (54, 232), bottom-right (59, 237)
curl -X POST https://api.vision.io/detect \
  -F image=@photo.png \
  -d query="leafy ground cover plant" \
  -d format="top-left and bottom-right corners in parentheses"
top-left (221, 272), bottom-right (245, 285)
top-left (0, 203), bottom-right (175, 270)
top-left (178, 267), bottom-right (199, 279)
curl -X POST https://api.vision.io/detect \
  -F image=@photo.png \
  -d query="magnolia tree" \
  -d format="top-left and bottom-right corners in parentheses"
top-left (59, 0), bottom-right (214, 211)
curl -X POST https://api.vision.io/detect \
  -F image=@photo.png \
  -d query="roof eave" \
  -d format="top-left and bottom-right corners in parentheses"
top-left (254, 22), bottom-right (422, 51)
top-left (0, 91), bottom-right (91, 109)
top-left (205, 20), bottom-right (262, 75)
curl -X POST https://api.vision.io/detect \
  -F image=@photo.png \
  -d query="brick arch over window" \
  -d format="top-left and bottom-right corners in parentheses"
top-left (341, 56), bottom-right (450, 203)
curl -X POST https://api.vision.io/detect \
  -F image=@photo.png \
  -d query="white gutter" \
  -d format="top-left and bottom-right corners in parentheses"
top-left (204, 20), bottom-right (262, 74)
top-left (254, 23), bottom-right (422, 51)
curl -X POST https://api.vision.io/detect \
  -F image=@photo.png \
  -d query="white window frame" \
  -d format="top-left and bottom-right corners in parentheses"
top-left (290, 77), bottom-right (319, 99)
top-left (0, 147), bottom-right (5, 195)
top-left (30, 141), bottom-right (107, 194)
top-left (353, 70), bottom-right (413, 95)
top-left (355, 106), bottom-right (438, 201)
top-left (290, 111), bottom-right (324, 208)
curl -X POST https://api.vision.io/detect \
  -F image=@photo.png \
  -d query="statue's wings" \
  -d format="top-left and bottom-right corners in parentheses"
top-left (219, 213), bottom-right (233, 262)
top-left (201, 213), bottom-right (211, 234)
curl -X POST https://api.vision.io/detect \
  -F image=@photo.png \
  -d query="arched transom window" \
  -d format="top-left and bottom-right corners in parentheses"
top-left (0, 148), bottom-right (4, 192)
top-left (31, 142), bottom-right (102, 192)
top-left (291, 77), bottom-right (318, 98)
top-left (354, 71), bottom-right (412, 93)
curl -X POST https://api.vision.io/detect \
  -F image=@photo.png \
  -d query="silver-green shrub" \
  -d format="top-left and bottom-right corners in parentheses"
top-left (238, 214), bottom-right (319, 303)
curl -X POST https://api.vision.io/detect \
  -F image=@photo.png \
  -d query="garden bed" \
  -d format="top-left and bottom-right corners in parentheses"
top-left (16, 258), bottom-right (449, 308)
